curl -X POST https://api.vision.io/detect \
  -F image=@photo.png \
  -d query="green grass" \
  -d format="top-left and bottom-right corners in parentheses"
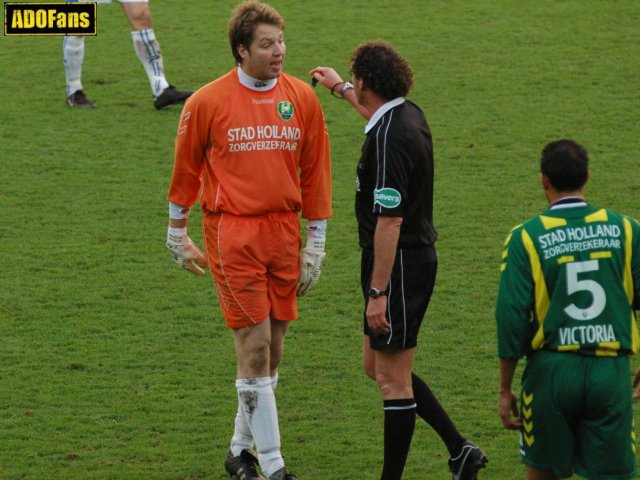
top-left (1, 0), bottom-right (640, 478)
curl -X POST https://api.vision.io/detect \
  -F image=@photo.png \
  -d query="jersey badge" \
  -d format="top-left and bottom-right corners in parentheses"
top-left (374, 188), bottom-right (401, 208)
top-left (277, 101), bottom-right (294, 122)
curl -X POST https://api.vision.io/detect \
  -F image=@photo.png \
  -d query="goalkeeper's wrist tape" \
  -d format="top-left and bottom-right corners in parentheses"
top-left (306, 219), bottom-right (327, 253)
top-left (169, 201), bottom-right (192, 220)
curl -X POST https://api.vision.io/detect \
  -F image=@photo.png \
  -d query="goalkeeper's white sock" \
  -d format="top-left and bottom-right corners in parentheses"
top-left (131, 28), bottom-right (169, 97)
top-left (229, 373), bottom-right (279, 456)
top-left (63, 36), bottom-right (85, 95)
top-left (236, 377), bottom-right (284, 477)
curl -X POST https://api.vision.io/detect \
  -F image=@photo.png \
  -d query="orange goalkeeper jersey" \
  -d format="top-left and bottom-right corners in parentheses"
top-left (168, 68), bottom-right (332, 220)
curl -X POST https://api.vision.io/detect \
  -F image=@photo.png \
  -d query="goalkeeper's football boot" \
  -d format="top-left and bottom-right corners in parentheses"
top-left (67, 90), bottom-right (96, 108)
top-left (448, 440), bottom-right (488, 480)
top-left (224, 449), bottom-right (266, 480)
top-left (267, 467), bottom-right (297, 480)
top-left (153, 85), bottom-right (192, 110)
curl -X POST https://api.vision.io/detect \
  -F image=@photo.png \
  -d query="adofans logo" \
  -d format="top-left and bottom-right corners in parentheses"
top-left (5, 3), bottom-right (97, 36)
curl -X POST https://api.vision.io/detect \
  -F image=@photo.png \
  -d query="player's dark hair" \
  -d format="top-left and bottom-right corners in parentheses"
top-left (350, 41), bottom-right (413, 101)
top-left (540, 139), bottom-right (589, 191)
top-left (228, 1), bottom-right (284, 64)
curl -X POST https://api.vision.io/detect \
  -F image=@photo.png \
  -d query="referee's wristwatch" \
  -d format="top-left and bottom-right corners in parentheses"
top-left (368, 287), bottom-right (388, 299)
top-left (340, 81), bottom-right (354, 97)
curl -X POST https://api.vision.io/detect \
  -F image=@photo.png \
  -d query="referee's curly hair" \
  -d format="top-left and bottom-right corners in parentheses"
top-left (350, 41), bottom-right (413, 101)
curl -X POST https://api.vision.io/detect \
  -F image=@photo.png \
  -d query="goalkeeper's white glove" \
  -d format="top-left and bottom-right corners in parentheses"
top-left (297, 220), bottom-right (327, 297)
top-left (166, 226), bottom-right (208, 276)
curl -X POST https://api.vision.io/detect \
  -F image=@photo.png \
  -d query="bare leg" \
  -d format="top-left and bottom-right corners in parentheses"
top-left (527, 467), bottom-right (561, 480)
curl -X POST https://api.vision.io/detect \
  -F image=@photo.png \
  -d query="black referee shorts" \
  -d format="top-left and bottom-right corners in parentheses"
top-left (361, 245), bottom-right (437, 350)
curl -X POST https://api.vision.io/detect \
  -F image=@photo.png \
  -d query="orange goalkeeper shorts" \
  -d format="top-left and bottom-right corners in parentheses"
top-left (203, 212), bottom-right (301, 329)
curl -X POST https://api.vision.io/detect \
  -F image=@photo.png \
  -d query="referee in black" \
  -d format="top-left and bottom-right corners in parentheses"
top-left (311, 42), bottom-right (487, 480)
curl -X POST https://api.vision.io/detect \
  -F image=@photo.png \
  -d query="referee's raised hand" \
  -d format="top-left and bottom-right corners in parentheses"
top-left (309, 66), bottom-right (343, 90)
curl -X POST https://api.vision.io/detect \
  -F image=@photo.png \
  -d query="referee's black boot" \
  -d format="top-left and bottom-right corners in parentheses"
top-left (448, 440), bottom-right (488, 480)
top-left (224, 449), bottom-right (266, 480)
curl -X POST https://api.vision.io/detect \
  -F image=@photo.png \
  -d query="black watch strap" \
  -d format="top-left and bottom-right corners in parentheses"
top-left (368, 287), bottom-right (388, 298)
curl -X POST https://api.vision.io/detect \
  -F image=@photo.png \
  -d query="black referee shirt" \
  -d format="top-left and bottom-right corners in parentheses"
top-left (355, 99), bottom-right (437, 249)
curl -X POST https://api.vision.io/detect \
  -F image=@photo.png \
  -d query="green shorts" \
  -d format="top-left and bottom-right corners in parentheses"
top-left (520, 351), bottom-right (636, 480)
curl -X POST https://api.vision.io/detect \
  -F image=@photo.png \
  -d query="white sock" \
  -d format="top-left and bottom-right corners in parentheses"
top-left (230, 373), bottom-right (279, 456)
top-left (131, 28), bottom-right (169, 97)
top-left (230, 404), bottom-right (253, 456)
top-left (236, 377), bottom-right (284, 477)
top-left (63, 36), bottom-right (85, 95)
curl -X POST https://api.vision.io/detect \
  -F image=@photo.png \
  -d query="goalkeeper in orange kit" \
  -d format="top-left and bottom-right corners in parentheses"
top-left (164, 2), bottom-right (331, 479)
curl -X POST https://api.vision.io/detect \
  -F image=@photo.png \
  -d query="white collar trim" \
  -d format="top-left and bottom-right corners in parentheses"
top-left (549, 197), bottom-right (587, 210)
top-left (237, 66), bottom-right (278, 91)
top-left (365, 97), bottom-right (405, 133)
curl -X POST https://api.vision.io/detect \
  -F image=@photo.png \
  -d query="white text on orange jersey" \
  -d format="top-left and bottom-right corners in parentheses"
top-left (227, 125), bottom-right (302, 142)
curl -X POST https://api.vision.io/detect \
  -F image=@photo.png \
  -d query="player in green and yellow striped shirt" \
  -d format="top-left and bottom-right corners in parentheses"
top-left (496, 139), bottom-right (640, 480)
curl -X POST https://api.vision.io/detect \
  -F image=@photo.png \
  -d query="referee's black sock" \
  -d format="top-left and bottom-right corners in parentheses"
top-left (412, 372), bottom-right (465, 456)
top-left (381, 398), bottom-right (416, 480)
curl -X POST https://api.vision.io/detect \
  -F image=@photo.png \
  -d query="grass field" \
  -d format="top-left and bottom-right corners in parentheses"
top-left (1, 1), bottom-right (640, 479)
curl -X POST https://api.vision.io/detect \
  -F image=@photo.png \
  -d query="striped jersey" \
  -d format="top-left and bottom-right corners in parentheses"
top-left (355, 99), bottom-right (437, 249)
top-left (496, 200), bottom-right (640, 358)
top-left (168, 68), bottom-right (332, 220)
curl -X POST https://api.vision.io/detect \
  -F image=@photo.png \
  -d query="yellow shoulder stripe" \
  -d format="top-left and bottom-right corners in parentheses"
top-left (539, 215), bottom-right (567, 230)
top-left (585, 209), bottom-right (608, 223)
